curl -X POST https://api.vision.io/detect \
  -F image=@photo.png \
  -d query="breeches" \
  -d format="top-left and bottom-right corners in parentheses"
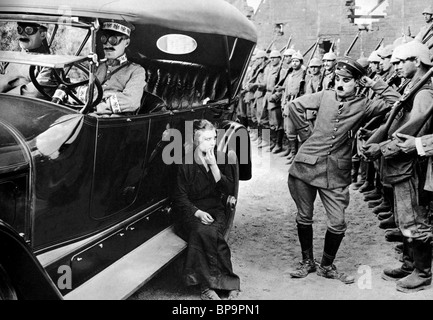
top-left (394, 174), bottom-right (431, 240)
top-left (288, 175), bottom-right (349, 234)
top-left (268, 107), bottom-right (283, 131)
top-left (256, 96), bottom-right (269, 127)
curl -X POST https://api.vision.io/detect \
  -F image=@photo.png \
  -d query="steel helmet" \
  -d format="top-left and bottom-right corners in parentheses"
top-left (291, 51), bottom-right (303, 61)
top-left (423, 6), bottom-right (433, 15)
top-left (283, 48), bottom-right (296, 56)
top-left (377, 45), bottom-right (394, 59)
top-left (368, 50), bottom-right (381, 63)
top-left (269, 50), bottom-right (282, 59)
top-left (255, 49), bottom-right (267, 59)
top-left (323, 51), bottom-right (337, 61)
top-left (309, 57), bottom-right (322, 67)
top-left (391, 41), bottom-right (432, 66)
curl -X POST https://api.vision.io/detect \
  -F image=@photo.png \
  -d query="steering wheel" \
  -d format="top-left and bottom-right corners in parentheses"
top-left (29, 62), bottom-right (103, 112)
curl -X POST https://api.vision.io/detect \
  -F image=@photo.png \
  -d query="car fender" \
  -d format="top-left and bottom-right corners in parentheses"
top-left (0, 220), bottom-right (62, 300)
top-left (218, 120), bottom-right (252, 181)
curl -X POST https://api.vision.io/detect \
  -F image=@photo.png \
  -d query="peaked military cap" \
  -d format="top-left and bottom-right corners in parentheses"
top-left (336, 56), bottom-right (368, 79)
top-left (102, 20), bottom-right (135, 37)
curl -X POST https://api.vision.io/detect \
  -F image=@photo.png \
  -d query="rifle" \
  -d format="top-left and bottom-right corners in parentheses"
top-left (361, 78), bottom-right (410, 131)
top-left (306, 38), bottom-right (320, 66)
top-left (280, 35), bottom-right (292, 53)
top-left (265, 35), bottom-right (277, 53)
top-left (365, 67), bottom-right (433, 146)
top-left (344, 31), bottom-right (361, 57)
top-left (421, 23), bottom-right (433, 45)
top-left (374, 37), bottom-right (384, 51)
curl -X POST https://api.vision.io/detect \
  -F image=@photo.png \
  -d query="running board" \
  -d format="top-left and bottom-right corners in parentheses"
top-left (63, 226), bottom-right (187, 300)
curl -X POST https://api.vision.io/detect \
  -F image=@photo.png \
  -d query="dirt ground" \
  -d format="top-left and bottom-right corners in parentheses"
top-left (129, 141), bottom-right (432, 301)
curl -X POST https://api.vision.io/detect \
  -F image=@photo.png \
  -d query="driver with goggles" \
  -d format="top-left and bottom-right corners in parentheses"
top-left (77, 20), bottom-right (147, 116)
top-left (0, 22), bottom-right (54, 97)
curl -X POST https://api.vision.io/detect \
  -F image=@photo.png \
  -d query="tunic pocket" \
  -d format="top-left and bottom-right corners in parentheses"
top-left (337, 159), bottom-right (352, 170)
top-left (294, 153), bottom-right (318, 165)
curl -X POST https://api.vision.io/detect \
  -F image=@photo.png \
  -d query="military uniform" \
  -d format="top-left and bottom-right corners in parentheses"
top-left (414, 6), bottom-right (433, 52)
top-left (0, 45), bottom-right (53, 98)
top-left (94, 54), bottom-right (147, 114)
top-left (365, 41), bottom-right (433, 293)
top-left (287, 57), bottom-right (400, 284)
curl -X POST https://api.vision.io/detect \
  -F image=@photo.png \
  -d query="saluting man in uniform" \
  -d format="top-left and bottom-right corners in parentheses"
top-left (0, 22), bottom-right (53, 97)
top-left (287, 57), bottom-right (400, 284)
top-left (78, 20), bottom-right (147, 116)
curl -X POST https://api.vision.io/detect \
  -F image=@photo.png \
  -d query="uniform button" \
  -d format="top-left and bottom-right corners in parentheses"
top-left (423, 144), bottom-right (427, 147)
top-left (332, 136), bottom-right (336, 139)
top-left (338, 111), bottom-right (341, 115)
top-left (305, 128), bottom-right (309, 131)
top-left (336, 119), bottom-right (340, 123)
top-left (330, 144), bottom-right (333, 148)
top-left (334, 128), bottom-right (338, 132)
top-left (107, 70), bottom-right (111, 74)
top-left (327, 152), bottom-right (331, 155)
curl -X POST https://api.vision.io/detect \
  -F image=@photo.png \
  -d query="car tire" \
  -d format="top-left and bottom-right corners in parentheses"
top-left (0, 265), bottom-right (18, 300)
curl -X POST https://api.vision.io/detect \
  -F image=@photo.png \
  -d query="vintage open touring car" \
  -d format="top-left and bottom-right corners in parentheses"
top-left (0, 0), bottom-right (256, 299)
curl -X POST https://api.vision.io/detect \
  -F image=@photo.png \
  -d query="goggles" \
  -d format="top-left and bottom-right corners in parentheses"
top-left (17, 25), bottom-right (41, 36)
top-left (100, 34), bottom-right (125, 46)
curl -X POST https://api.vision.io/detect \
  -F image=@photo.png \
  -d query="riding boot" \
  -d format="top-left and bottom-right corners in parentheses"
top-left (351, 159), bottom-right (360, 183)
top-left (257, 127), bottom-right (270, 149)
top-left (382, 237), bottom-right (414, 281)
top-left (290, 224), bottom-right (316, 278)
top-left (317, 231), bottom-right (354, 284)
top-left (286, 138), bottom-right (298, 165)
top-left (272, 130), bottom-right (284, 154)
top-left (266, 129), bottom-right (276, 152)
top-left (358, 162), bottom-right (376, 193)
top-left (397, 240), bottom-right (432, 293)
top-left (256, 124), bottom-right (263, 145)
top-left (352, 160), bottom-right (367, 190)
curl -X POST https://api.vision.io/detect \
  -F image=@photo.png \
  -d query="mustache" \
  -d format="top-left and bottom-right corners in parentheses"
top-left (104, 47), bottom-right (115, 51)
top-left (337, 86), bottom-right (344, 91)
top-left (19, 38), bottom-right (30, 42)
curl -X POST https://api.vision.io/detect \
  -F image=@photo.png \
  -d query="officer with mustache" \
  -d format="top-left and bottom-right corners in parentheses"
top-left (0, 22), bottom-right (53, 97)
top-left (77, 20), bottom-right (146, 116)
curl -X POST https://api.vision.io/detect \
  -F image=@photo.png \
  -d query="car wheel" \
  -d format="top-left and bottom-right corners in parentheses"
top-left (0, 265), bottom-right (18, 300)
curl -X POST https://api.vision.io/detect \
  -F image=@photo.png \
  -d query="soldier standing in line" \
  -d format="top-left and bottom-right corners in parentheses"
top-left (318, 51), bottom-right (337, 91)
top-left (276, 48), bottom-right (296, 157)
top-left (248, 50), bottom-right (268, 146)
top-left (414, 6), bottom-right (433, 53)
top-left (287, 57), bottom-right (400, 284)
top-left (259, 49), bottom-right (283, 151)
top-left (281, 51), bottom-right (306, 165)
top-left (305, 58), bottom-right (322, 95)
top-left (362, 41), bottom-right (433, 293)
top-left (242, 52), bottom-right (259, 141)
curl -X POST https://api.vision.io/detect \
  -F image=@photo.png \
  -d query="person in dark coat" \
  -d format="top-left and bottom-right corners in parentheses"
top-left (287, 57), bottom-right (400, 284)
top-left (171, 119), bottom-right (240, 300)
